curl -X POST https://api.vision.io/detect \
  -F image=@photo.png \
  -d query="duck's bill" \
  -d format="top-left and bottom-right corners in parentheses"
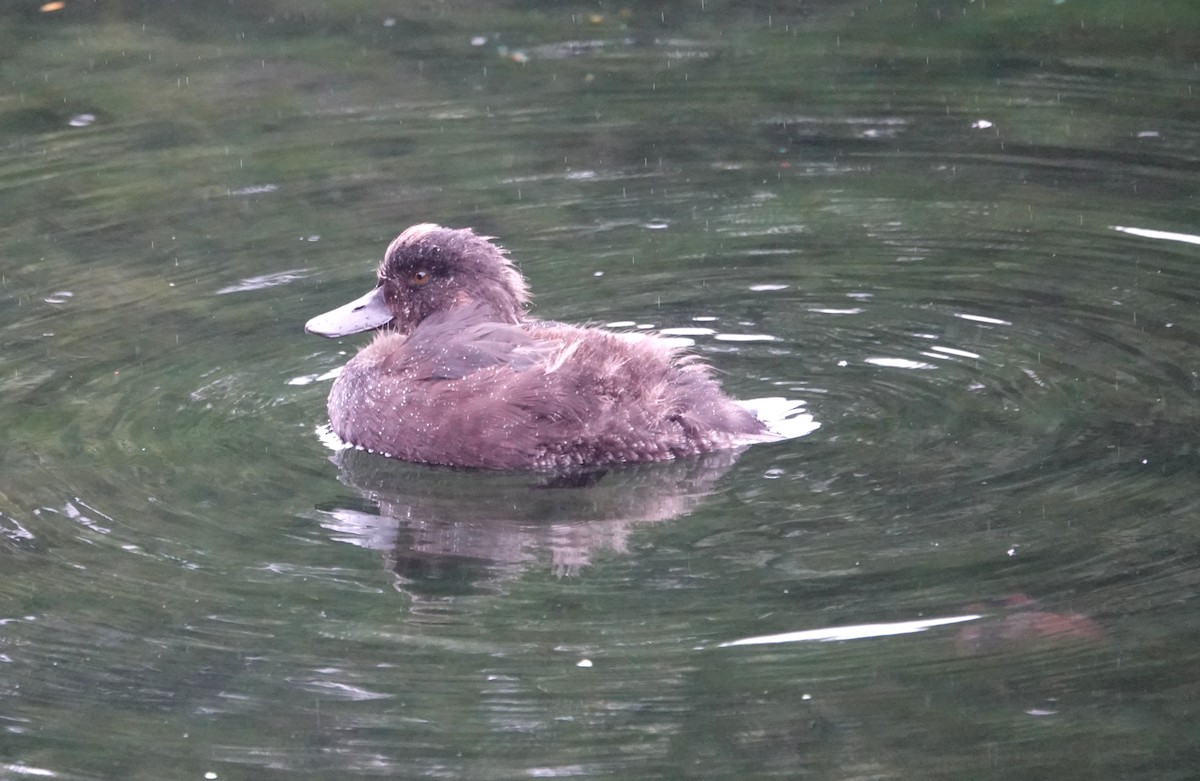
top-left (305, 285), bottom-right (394, 337)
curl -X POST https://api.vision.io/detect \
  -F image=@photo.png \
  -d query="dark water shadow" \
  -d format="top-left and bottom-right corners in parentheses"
top-left (315, 446), bottom-right (747, 595)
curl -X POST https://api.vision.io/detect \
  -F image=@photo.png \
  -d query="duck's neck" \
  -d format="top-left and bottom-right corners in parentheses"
top-left (449, 289), bottom-right (525, 324)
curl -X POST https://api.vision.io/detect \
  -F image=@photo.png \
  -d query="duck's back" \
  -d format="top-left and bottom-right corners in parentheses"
top-left (328, 309), bottom-right (772, 470)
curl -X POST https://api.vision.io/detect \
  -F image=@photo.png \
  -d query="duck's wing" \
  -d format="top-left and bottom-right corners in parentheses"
top-left (400, 305), bottom-right (559, 380)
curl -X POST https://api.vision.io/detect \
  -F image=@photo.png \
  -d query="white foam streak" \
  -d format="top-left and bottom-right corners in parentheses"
top-left (718, 614), bottom-right (981, 647)
top-left (1112, 225), bottom-right (1200, 246)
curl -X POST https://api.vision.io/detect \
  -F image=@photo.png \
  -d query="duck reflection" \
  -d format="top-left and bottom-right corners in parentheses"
top-left (315, 444), bottom-right (745, 594)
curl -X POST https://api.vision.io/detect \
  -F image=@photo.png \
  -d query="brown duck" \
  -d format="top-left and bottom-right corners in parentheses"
top-left (305, 224), bottom-right (778, 470)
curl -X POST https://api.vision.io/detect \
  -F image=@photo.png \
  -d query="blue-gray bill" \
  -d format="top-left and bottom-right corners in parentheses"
top-left (305, 285), bottom-right (394, 337)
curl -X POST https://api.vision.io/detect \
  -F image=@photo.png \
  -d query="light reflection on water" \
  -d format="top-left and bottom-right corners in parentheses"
top-left (1, 1), bottom-right (1199, 779)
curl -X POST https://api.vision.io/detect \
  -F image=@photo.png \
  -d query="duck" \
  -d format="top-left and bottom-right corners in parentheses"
top-left (305, 224), bottom-right (779, 471)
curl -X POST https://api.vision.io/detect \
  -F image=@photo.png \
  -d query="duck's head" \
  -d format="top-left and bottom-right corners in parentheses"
top-left (305, 224), bottom-right (530, 337)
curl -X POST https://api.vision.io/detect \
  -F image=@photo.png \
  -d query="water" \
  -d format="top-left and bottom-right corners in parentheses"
top-left (2, 2), bottom-right (1199, 778)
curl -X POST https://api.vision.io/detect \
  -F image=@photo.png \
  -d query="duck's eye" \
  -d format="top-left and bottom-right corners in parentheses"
top-left (411, 270), bottom-right (431, 286)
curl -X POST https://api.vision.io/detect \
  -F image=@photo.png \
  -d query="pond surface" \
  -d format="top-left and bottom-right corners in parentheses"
top-left (2, 1), bottom-right (1199, 779)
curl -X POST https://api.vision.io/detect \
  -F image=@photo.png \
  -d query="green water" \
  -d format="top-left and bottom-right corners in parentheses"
top-left (2, 1), bottom-right (1199, 779)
